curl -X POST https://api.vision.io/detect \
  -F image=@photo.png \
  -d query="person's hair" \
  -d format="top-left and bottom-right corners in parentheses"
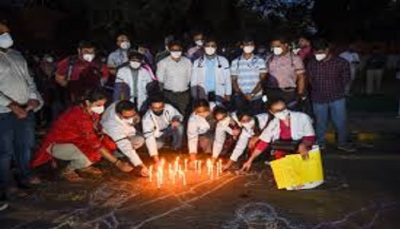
top-left (128, 50), bottom-right (144, 61)
top-left (168, 40), bottom-right (183, 49)
top-left (116, 100), bottom-right (136, 114)
top-left (149, 94), bottom-right (165, 104)
top-left (204, 36), bottom-right (218, 45)
top-left (78, 40), bottom-right (96, 50)
top-left (192, 30), bottom-right (203, 37)
top-left (299, 34), bottom-right (312, 42)
top-left (0, 18), bottom-right (8, 27)
top-left (242, 35), bottom-right (255, 44)
top-left (82, 88), bottom-right (108, 103)
top-left (313, 38), bottom-right (330, 51)
top-left (193, 99), bottom-right (210, 110)
top-left (266, 97), bottom-right (286, 110)
top-left (270, 34), bottom-right (290, 44)
top-left (213, 106), bottom-right (228, 117)
top-left (237, 110), bottom-right (253, 121)
top-left (116, 33), bottom-right (128, 39)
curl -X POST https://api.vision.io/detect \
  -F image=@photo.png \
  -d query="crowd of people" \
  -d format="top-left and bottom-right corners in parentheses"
top-left (1, 18), bottom-right (400, 210)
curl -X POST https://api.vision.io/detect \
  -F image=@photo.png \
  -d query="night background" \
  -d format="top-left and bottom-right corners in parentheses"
top-left (0, 0), bottom-right (400, 228)
top-left (1, 0), bottom-right (399, 51)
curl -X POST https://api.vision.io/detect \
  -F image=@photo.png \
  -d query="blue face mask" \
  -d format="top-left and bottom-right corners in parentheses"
top-left (0, 33), bottom-right (13, 49)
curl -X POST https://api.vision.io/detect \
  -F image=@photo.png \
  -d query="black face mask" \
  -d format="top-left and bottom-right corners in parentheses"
top-left (153, 110), bottom-right (164, 116)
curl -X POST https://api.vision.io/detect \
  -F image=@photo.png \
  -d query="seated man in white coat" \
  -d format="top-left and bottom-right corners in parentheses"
top-left (241, 98), bottom-right (316, 172)
top-left (191, 37), bottom-right (232, 107)
top-left (222, 110), bottom-right (270, 170)
top-left (187, 99), bottom-right (215, 163)
top-left (142, 95), bottom-right (184, 163)
top-left (101, 100), bottom-right (148, 176)
top-left (113, 51), bottom-right (156, 112)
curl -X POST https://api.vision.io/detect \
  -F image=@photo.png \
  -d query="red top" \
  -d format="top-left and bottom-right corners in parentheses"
top-left (31, 106), bottom-right (115, 168)
top-left (56, 56), bottom-right (109, 81)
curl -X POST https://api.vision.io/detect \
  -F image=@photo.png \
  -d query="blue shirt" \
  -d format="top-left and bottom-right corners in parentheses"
top-left (231, 55), bottom-right (266, 95)
top-left (204, 57), bottom-right (216, 92)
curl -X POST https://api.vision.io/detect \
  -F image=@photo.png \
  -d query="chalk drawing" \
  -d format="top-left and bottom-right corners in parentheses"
top-left (223, 202), bottom-right (300, 229)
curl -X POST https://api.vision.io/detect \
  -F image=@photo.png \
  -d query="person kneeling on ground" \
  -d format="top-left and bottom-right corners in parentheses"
top-left (187, 99), bottom-right (215, 163)
top-left (101, 100), bottom-right (149, 177)
top-left (31, 89), bottom-right (133, 182)
top-left (142, 95), bottom-right (184, 164)
top-left (223, 110), bottom-right (269, 170)
top-left (241, 98), bottom-right (316, 172)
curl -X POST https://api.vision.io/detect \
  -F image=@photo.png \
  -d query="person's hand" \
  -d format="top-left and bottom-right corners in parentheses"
top-left (244, 94), bottom-right (252, 101)
top-left (224, 95), bottom-right (231, 102)
top-left (241, 160), bottom-right (252, 172)
top-left (298, 143), bottom-right (309, 160)
top-left (232, 128), bottom-right (241, 137)
top-left (26, 99), bottom-right (40, 111)
top-left (116, 160), bottom-right (134, 172)
top-left (139, 165), bottom-right (149, 177)
top-left (8, 103), bottom-right (28, 119)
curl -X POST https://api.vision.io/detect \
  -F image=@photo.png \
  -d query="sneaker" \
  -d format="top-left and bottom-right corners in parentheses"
top-left (337, 144), bottom-right (357, 153)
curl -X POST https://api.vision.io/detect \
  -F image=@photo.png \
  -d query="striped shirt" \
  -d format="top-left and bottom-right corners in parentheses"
top-left (0, 49), bottom-right (43, 113)
top-left (107, 49), bottom-right (128, 68)
top-left (231, 54), bottom-right (266, 95)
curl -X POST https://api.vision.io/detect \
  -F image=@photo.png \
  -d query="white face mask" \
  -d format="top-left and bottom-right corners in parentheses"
top-left (91, 106), bottom-right (105, 114)
top-left (274, 109), bottom-right (289, 120)
top-left (123, 117), bottom-right (134, 125)
top-left (83, 53), bottom-right (95, 62)
top-left (120, 41), bottom-right (131, 50)
top-left (0, 33), bottom-right (14, 49)
top-left (170, 51), bottom-right (182, 59)
top-left (130, 61), bottom-right (141, 69)
top-left (241, 119), bottom-right (255, 129)
top-left (195, 40), bottom-right (204, 47)
top-left (45, 56), bottom-right (54, 63)
top-left (293, 48), bottom-right (301, 55)
top-left (273, 47), bottom-right (283, 56)
top-left (315, 53), bottom-right (327, 61)
top-left (205, 47), bottom-right (216, 56)
top-left (243, 46), bottom-right (254, 54)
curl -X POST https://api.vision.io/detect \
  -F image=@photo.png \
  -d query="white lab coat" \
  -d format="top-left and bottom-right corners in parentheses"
top-left (187, 113), bottom-right (211, 154)
top-left (115, 65), bottom-right (154, 110)
top-left (142, 104), bottom-right (183, 156)
top-left (101, 102), bottom-right (143, 166)
top-left (259, 111), bottom-right (315, 143)
top-left (229, 113), bottom-right (270, 162)
top-left (212, 114), bottom-right (238, 159)
top-left (191, 55), bottom-right (232, 100)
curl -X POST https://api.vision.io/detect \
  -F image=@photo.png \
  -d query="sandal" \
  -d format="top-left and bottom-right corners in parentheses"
top-left (62, 169), bottom-right (84, 183)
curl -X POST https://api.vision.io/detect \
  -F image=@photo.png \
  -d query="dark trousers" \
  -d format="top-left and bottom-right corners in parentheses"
top-left (265, 88), bottom-right (298, 109)
top-left (233, 95), bottom-right (264, 114)
top-left (0, 112), bottom-right (35, 191)
top-left (163, 90), bottom-right (190, 115)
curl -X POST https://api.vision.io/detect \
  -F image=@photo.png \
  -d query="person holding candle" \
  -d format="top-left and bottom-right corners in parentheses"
top-left (187, 99), bottom-right (215, 163)
top-left (101, 100), bottom-right (149, 177)
top-left (31, 89), bottom-right (134, 182)
top-left (241, 98), bottom-right (316, 172)
top-left (222, 110), bottom-right (270, 170)
top-left (211, 107), bottom-right (242, 163)
top-left (142, 95), bottom-right (184, 164)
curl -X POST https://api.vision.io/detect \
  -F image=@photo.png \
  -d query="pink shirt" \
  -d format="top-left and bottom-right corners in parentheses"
top-left (266, 53), bottom-right (305, 88)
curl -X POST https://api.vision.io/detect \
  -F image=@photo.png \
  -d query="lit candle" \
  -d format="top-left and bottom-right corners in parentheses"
top-left (179, 170), bottom-right (187, 186)
top-left (184, 159), bottom-right (188, 171)
top-left (194, 160), bottom-right (198, 172)
top-left (198, 160), bottom-right (202, 174)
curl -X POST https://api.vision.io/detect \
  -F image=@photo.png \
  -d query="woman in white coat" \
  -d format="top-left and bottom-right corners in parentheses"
top-left (113, 51), bottom-right (156, 112)
top-left (187, 99), bottom-right (215, 162)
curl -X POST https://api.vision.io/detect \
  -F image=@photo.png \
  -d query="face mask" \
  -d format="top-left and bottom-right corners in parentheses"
top-left (45, 56), bottom-right (54, 63)
top-left (170, 51), bottom-right (182, 59)
top-left (274, 109), bottom-right (289, 120)
top-left (0, 33), bottom-right (14, 49)
top-left (130, 61), bottom-right (141, 69)
top-left (83, 53), bottom-right (95, 62)
top-left (91, 106), bottom-right (105, 114)
top-left (153, 110), bottom-right (164, 116)
top-left (243, 46), bottom-right (254, 54)
top-left (315, 53), bottom-right (327, 61)
top-left (205, 47), bottom-right (216, 56)
top-left (273, 47), bottom-right (283, 56)
top-left (123, 117), bottom-right (134, 125)
top-left (293, 48), bottom-right (301, 55)
top-left (120, 41), bottom-right (131, 50)
top-left (195, 40), bottom-right (204, 47)
top-left (242, 119), bottom-right (255, 129)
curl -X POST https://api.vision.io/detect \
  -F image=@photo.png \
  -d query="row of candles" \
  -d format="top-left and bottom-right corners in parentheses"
top-left (148, 157), bottom-right (223, 189)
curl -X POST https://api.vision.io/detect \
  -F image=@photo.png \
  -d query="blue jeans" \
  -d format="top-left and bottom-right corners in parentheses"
top-left (157, 124), bottom-right (184, 150)
top-left (312, 98), bottom-right (348, 146)
top-left (0, 112), bottom-right (35, 190)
